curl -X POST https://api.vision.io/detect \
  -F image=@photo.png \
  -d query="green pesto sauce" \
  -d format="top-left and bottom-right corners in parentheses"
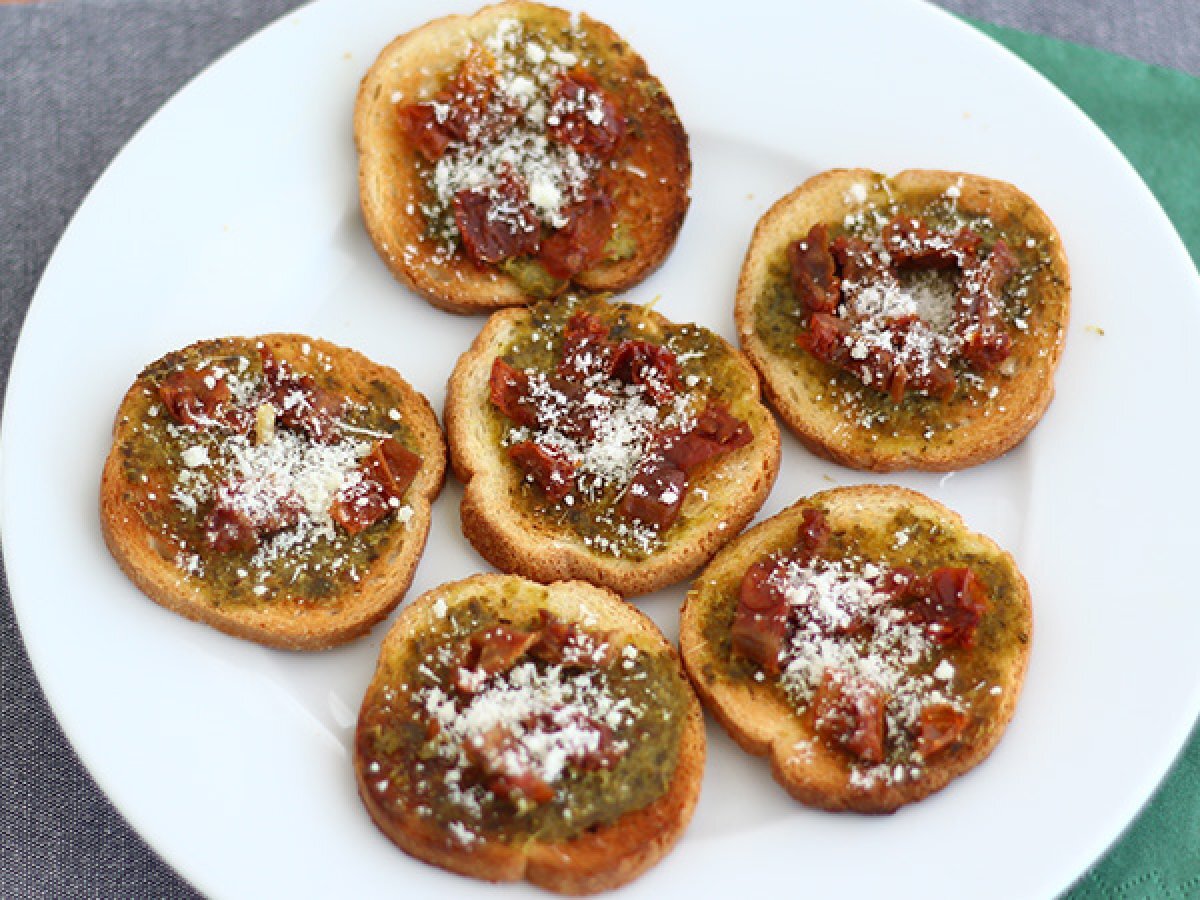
top-left (409, 14), bottom-right (648, 269)
top-left (359, 595), bottom-right (688, 843)
top-left (698, 504), bottom-right (1030, 761)
top-left (755, 182), bottom-right (1069, 442)
top-left (494, 295), bottom-right (750, 560)
top-left (117, 338), bottom-right (418, 609)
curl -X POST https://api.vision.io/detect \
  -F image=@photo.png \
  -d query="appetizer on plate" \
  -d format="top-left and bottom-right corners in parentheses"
top-left (735, 169), bottom-right (1070, 470)
top-left (355, 1), bottom-right (691, 313)
top-left (446, 295), bottom-right (780, 596)
top-left (100, 334), bottom-right (445, 649)
top-left (680, 485), bottom-right (1032, 812)
top-left (354, 573), bottom-right (704, 892)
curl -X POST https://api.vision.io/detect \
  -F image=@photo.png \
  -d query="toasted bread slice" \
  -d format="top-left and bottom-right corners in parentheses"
top-left (100, 334), bottom-right (446, 649)
top-left (354, 573), bottom-right (705, 893)
top-left (445, 295), bottom-right (780, 597)
top-left (355, 2), bottom-right (691, 314)
top-left (680, 485), bottom-right (1032, 813)
top-left (735, 169), bottom-right (1070, 471)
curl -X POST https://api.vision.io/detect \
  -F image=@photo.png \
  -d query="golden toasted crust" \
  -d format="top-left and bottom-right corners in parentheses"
top-left (734, 168), bottom-right (1070, 471)
top-left (100, 334), bottom-right (447, 650)
top-left (679, 485), bottom-right (1032, 813)
top-left (354, 573), bottom-right (705, 893)
top-left (354, 1), bottom-right (691, 314)
top-left (445, 298), bottom-right (781, 597)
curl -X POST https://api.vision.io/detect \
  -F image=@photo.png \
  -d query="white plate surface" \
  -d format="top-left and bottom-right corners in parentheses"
top-left (5, 1), bottom-right (1200, 897)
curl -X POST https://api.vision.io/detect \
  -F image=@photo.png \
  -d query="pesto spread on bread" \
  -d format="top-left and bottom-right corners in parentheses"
top-left (755, 174), bottom-right (1065, 436)
top-left (488, 297), bottom-right (753, 559)
top-left (396, 14), bottom-right (638, 291)
top-left (114, 337), bottom-right (425, 607)
top-left (694, 494), bottom-right (1029, 796)
top-left (357, 593), bottom-right (687, 844)
top-left (357, 2), bottom-right (691, 313)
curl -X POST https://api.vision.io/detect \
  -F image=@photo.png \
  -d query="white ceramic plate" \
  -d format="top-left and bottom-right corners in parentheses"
top-left (6, 1), bottom-right (1199, 897)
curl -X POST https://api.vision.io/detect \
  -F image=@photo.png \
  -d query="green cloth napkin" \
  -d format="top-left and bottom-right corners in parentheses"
top-left (970, 20), bottom-right (1200, 900)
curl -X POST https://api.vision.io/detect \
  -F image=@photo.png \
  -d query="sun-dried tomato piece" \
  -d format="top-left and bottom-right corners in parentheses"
top-left (472, 625), bottom-right (538, 675)
top-left (813, 669), bottom-right (887, 764)
top-left (916, 703), bottom-right (969, 758)
top-left (454, 170), bottom-right (541, 266)
top-left (489, 358), bottom-right (536, 426)
top-left (202, 482), bottom-right (304, 552)
top-left (616, 459), bottom-right (686, 530)
top-left (508, 440), bottom-right (575, 502)
top-left (797, 310), bottom-right (851, 360)
top-left (537, 190), bottom-right (615, 280)
top-left (259, 345), bottom-right (346, 444)
top-left (530, 611), bottom-right (616, 668)
top-left (831, 234), bottom-right (889, 284)
top-left (904, 566), bottom-right (989, 649)
top-left (202, 504), bottom-right (259, 554)
top-left (663, 403), bottom-right (751, 473)
top-left (546, 70), bottom-right (624, 159)
top-left (397, 102), bottom-right (455, 162)
top-left (556, 310), bottom-right (614, 381)
top-left (329, 438), bottom-right (421, 536)
top-left (466, 726), bottom-right (556, 805)
top-left (157, 367), bottom-right (244, 430)
top-left (794, 507), bottom-right (831, 563)
top-left (732, 556), bottom-right (790, 674)
top-left (608, 339), bottom-right (679, 404)
top-left (369, 438), bottom-right (421, 501)
top-left (788, 224), bottom-right (840, 314)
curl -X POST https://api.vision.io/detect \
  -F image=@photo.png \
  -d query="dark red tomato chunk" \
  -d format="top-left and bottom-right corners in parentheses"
top-left (916, 703), bottom-right (969, 758)
top-left (796, 310), bottom-right (851, 361)
top-left (489, 358), bottom-right (536, 426)
top-left (508, 440), bottom-right (575, 502)
top-left (369, 438), bottom-right (421, 500)
top-left (547, 70), bottom-right (624, 159)
top-left (454, 171), bottom-right (541, 266)
top-left (608, 339), bottom-right (679, 404)
top-left (329, 481), bottom-right (390, 536)
top-left (882, 216), bottom-right (980, 269)
top-left (616, 460), bottom-right (686, 531)
top-left (530, 611), bottom-right (616, 668)
top-left (813, 669), bottom-right (886, 764)
top-left (537, 190), bottom-right (615, 280)
top-left (397, 102), bottom-right (454, 162)
top-left (465, 726), bottom-right (557, 805)
top-left (794, 507), bottom-right (831, 563)
top-left (788, 224), bottom-right (840, 314)
top-left (557, 310), bottom-right (614, 381)
top-left (959, 321), bottom-right (1012, 371)
top-left (905, 566), bottom-right (989, 648)
top-left (202, 504), bottom-right (259, 554)
top-left (259, 345), bottom-right (346, 444)
top-left (731, 557), bottom-right (789, 674)
top-left (471, 625), bottom-right (539, 676)
top-left (203, 483), bottom-right (304, 552)
top-left (157, 368), bottom-right (243, 430)
top-left (396, 46), bottom-right (506, 162)
top-left (540, 709), bottom-right (621, 770)
top-left (664, 403), bottom-right (751, 473)
top-left (830, 234), bottom-right (886, 284)
top-left (330, 438), bottom-right (421, 536)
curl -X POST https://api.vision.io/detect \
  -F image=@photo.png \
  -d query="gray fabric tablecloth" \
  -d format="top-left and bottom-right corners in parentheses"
top-left (2, 1), bottom-right (1197, 896)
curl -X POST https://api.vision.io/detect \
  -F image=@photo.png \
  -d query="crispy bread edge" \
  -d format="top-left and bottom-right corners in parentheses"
top-left (354, 1), bottom-right (691, 314)
top-left (99, 334), bottom-right (448, 650)
top-left (734, 168), bottom-right (1070, 471)
top-left (353, 573), bottom-right (705, 892)
top-left (679, 484), bottom-right (1032, 813)
top-left (445, 302), bottom-right (781, 597)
